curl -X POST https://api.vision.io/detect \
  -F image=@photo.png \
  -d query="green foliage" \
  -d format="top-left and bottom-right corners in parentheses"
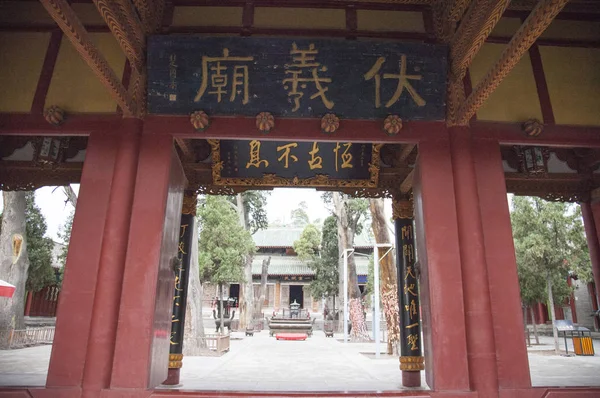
top-left (198, 196), bottom-right (256, 285)
top-left (57, 210), bottom-right (74, 267)
top-left (24, 193), bottom-right (56, 292)
top-left (229, 191), bottom-right (270, 234)
top-left (511, 196), bottom-right (591, 306)
top-left (322, 192), bottom-right (369, 236)
top-left (291, 201), bottom-right (310, 227)
top-left (293, 224), bottom-right (321, 262)
top-left (308, 216), bottom-right (339, 299)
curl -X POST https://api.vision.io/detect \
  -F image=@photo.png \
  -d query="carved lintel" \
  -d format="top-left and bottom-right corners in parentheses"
top-left (182, 191), bottom-right (197, 215)
top-left (392, 198), bottom-right (413, 220)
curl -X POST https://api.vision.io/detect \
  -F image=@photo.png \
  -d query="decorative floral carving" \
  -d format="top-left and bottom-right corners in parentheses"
top-left (321, 113), bottom-right (340, 135)
top-left (383, 115), bottom-right (402, 136)
top-left (44, 106), bottom-right (65, 126)
top-left (392, 199), bottom-right (413, 220)
top-left (522, 118), bottom-right (543, 137)
top-left (256, 112), bottom-right (275, 134)
top-left (190, 110), bottom-right (210, 132)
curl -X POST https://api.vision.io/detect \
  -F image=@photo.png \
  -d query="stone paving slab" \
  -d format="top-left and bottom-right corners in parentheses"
top-left (0, 333), bottom-right (599, 391)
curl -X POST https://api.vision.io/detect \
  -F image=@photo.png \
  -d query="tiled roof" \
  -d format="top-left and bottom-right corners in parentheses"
top-left (251, 255), bottom-right (370, 276)
top-left (252, 227), bottom-right (377, 249)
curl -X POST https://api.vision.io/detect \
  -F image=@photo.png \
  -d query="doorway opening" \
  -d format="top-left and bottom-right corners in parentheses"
top-left (229, 283), bottom-right (240, 308)
top-left (289, 285), bottom-right (304, 308)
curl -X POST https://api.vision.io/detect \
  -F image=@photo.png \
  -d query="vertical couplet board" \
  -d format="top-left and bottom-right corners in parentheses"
top-left (169, 214), bottom-right (195, 354)
top-left (148, 36), bottom-right (447, 120)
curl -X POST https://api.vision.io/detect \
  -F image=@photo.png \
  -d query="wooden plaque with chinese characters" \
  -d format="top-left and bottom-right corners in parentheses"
top-left (208, 139), bottom-right (381, 188)
top-left (147, 36), bottom-right (447, 120)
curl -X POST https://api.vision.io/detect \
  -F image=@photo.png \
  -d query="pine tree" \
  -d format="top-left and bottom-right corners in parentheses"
top-left (511, 196), bottom-right (591, 353)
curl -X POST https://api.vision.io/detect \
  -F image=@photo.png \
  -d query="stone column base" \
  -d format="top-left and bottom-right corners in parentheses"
top-left (162, 354), bottom-right (183, 386)
top-left (400, 356), bottom-right (424, 387)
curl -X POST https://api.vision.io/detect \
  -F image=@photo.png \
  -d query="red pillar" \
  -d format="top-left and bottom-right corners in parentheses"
top-left (448, 127), bottom-right (499, 397)
top-left (80, 125), bottom-right (142, 393)
top-left (24, 292), bottom-right (32, 317)
top-left (472, 138), bottom-right (531, 391)
top-left (108, 133), bottom-right (186, 392)
top-left (45, 131), bottom-right (121, 394)
top-left (580, 201), bottom-right (600, 314)
top-left (413, 133), bottom-right (471, 394)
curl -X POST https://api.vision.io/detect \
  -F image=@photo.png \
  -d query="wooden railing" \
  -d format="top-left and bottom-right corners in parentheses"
top-left (204, 334), bottom-right (230, 353)
top-left (24, 286), bottom-right (60, 318)
top-left (2, 327), bottom-right (55, 348)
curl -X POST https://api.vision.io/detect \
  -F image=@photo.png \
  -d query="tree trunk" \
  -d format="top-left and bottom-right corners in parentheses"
top-left (529, 306), bottom-right (540, 345)
top-left (183, 221), bottom-right (206, 354)
top-left (219, 283), bottom-right (225, 335)
top-left (547, 272), bottom-right (560, 354)
top-left (333, 192), bottom-right (370, 341)
top-left (0, 191), bottom-right (30, 347)
top-left (239, 254), bottom-right (254, 330)
top-left (522, 305), bottom-right (530, 346)
top-left (254, 256), bottom-right (270, 316)
top-left (236, 194), bottom-right (254, 330)
top-left (62, 185), bottom-right (78, 208)
top-left (369, 198), bottom-right (399, 354)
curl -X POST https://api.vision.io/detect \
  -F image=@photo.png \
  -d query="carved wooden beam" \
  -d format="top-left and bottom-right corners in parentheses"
top-left (400, 169), bottom-right (414, 194)
top-left (92, 0), bottom-right (145, 72)
top-left (175, 138), bottom-right (195, 162)
top-left (133, 0), bottom-right (164, 33)
top-left (0, 161), bottom-right (83, 191)
top-left (398, 144), bottom-right (416, 163)
top-left (128, 66), bottom-right (146, 117)
top-left (40, 0), bottom-right (135, 116)
top-left (447, 0), bottom-right (510, 124)
top-left (450, 0), bottom-right (511, 79)
top-left (456, 0), bottom-right (570, 126)
top-left (434, 0), bottom-right (472, 42)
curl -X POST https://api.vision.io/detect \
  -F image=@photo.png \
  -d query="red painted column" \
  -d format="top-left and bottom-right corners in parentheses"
top-left (472, 138), bottom-right (531, 391)
top-left (24, 292), bottom-right (32, 317)
top-left (108, 133), bottom-right (186, 393)
top-left (580, 201), bottom-right (600, 314)
top-left (413, 133), bottom-right (471, 394)
top-left (80, 124), bottom-right (142, 393)
top-left (44, 132), bottom-right (120, 395)
top-left (448, 127), bottom-right (499, 397)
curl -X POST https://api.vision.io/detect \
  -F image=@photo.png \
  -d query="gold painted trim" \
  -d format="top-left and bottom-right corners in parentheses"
top-left (168, 353), bottom-right (184, 369)
top-left (208, 139), bottom-right (381, 189)
top-left (182, 191), bottom-right (198, 215)
top-left (392, 199), bottom-right (413, 220)
top-left (399, 356), bottom-right (424, 371)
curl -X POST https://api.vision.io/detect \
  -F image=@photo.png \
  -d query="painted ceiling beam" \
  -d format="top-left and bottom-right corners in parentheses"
top-left (128, 67), bottom-right (146, 117)
top-left (456, 0), bottom-right (570, 126)
top-left (398, 144), bottom-right (416, 163)
top-left (92, 0), bottom-right (145, 73)
top-left (433, 0), bottom-right (472, 42)
top-left (175, 138), bottom-right (196, 162)
top-left (400, 169), bottom-right (414, 194)
top-left (446, 0), bottom-right (510, 125)
top-left (132, 0), bottom-right (164, 33)
top-left (39, 0), bottom-right (135, 116)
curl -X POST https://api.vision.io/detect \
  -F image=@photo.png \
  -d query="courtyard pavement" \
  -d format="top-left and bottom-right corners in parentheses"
top-left (0, 332), bottom-right (599, 391)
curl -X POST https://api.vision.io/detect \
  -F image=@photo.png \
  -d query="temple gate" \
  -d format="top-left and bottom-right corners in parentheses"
top-left (1, 0), bottom-right (600, 397)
